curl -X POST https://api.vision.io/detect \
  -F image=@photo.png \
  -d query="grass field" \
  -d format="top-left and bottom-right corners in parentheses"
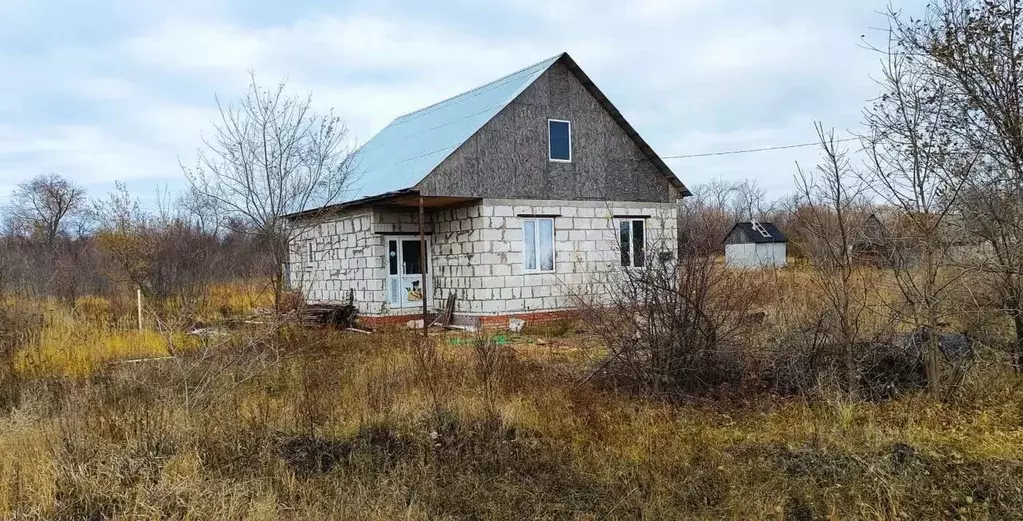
top-left (1, 278), bottom-right (1022, 519)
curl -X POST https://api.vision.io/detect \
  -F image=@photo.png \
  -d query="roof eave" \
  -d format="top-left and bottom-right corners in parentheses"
top-left (283, 188), bottom-right (419, 221)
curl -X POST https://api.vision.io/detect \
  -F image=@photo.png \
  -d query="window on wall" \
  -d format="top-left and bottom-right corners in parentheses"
top-left (548, 120), bottom-right (571, 162)
top-left (306, 242), bottom-right (315, 264)
top-left (619, 219), bottom-right (646, 268)
top-left (523, 218), bottom-right (555, 272)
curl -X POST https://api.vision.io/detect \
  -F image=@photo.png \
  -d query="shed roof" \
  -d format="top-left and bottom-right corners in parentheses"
top-left (292, 52), bottom-right (688, 220)
top-left (725, 222), bottom-right (788, 244)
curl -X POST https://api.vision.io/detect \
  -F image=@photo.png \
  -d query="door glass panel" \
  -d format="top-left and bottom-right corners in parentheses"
top-left (389, 278), bottom-right (400, 305)
top-left (388, 240), bottom-right (398, 275)
top-left (402, 240), bottom-right (423, 274)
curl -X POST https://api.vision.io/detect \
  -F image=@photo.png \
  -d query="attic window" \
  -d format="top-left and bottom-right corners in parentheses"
top-left (548, 120), bottom-right (571, 162)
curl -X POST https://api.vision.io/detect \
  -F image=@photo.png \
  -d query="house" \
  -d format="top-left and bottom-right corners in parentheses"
top-left (283, 52), bottom-right (689, 327)
top-left (851, 213), bottom-right (893, 267)
top-left (723, 221), bottom-right (787, 268)
top-left (852, 211), bottom-right (990, 267)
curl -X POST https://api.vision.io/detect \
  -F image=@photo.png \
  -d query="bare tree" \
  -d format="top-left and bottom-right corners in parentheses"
top-left (6, 173), bottom-right (86, 247)
top-left (860, 25), bottom-right (976, 394)
top-left (734, 179), bottom-right (771, 222)
top-left (794, 123), bottom-right (873, 398)
top-left (888, 0), bottom-right (1023, 370)
top-left (185, 73), bottom-right (356, 311)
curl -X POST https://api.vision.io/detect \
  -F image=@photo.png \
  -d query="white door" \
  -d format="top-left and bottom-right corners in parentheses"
top-left (386, 237), bottom-right (429, 308)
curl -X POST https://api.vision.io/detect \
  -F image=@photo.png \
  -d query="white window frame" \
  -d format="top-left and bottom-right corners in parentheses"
top-left (619, 218), bottom-right (646, 269)
top-left (522, 217), bottom-right (556, 273)
top-left (547, 119), bottom-right (572, 163)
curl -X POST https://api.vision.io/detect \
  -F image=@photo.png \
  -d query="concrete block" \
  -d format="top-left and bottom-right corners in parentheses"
top-left (493, 206), bottom-right (514, 217)
top-left (504, 275), bottom-right (524, 287)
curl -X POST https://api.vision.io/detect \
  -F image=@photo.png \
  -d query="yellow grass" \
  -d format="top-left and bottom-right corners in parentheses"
top-left (204, 281), bottom-right (275, 318)
top-left (13, 305), bottom-right (191, 377)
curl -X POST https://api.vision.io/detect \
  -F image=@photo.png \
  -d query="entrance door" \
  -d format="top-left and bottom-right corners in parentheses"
top-left (386, 237), bottom-right (429, 308)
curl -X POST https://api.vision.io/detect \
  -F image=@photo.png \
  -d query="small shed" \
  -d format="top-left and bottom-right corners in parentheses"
top-left (724, 221), bottom-right (788, 268)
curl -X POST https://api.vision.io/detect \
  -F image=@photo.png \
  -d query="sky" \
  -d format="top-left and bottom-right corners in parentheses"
top-left (0, 0), bottom-right (926, 209)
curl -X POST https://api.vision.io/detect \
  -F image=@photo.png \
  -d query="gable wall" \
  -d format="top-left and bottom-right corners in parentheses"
top-left (418, 61), bottom-right (677, 203)
top-left (724, 227), bottom-right (751, 245)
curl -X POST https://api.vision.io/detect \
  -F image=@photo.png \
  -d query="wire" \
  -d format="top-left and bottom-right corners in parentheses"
top-left (1, 138), bottom-right (863, 198)
top-left (662, 137), bottom-right (859, 159)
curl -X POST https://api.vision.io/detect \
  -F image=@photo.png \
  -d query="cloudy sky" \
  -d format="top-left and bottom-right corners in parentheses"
top-left (0, 0), bottom-right (924, 208)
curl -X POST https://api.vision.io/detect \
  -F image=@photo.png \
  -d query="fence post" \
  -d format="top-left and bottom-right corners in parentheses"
top-left (137, 287), bottom-right (143, 331)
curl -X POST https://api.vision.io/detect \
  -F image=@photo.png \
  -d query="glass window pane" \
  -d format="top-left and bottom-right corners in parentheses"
top-left (539, 219), bottom-right (554, 271)
top-left (388, 240), bottom-right (398, 275)
top-left (549, 121), bottom-right (571, 160)
top-left (632, 220), bottom-right (645, 268)
top-left (620, 221), bottom-right (631, 267)
top-left (524, 220), bottom-right (537, 270)
top-left (402, 240), bottom-right (422, 274)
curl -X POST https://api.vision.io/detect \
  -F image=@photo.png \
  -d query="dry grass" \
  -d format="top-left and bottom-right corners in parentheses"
top-left (12, 304), bottom-right (193, 377)
top-left (1, 278), bottom-right (1022, 519)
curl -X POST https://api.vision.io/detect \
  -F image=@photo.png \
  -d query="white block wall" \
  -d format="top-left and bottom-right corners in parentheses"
top-left (288, 198), bottom-right (678, 318)
top-left (430, 198), bottom-right (678, 316)
top-left (724, 242), bottom-right (787, 269)
top-left (287, 212), bottom-right (385, 309)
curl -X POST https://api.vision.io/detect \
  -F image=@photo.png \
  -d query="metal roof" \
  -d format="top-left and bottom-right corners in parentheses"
top-left (725, 222), bottom-right (788, 244)
top-left (345, 53), bottom-right (562, 201)
top-left (289, 52), bottom-right (689, 220)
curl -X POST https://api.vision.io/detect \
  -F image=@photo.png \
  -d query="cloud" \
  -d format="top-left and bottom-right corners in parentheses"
top-left (0, 0), bottom-right (925, 204)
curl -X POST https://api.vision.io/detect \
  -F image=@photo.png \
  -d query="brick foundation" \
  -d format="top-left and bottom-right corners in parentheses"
top-left (357, 309), bottom-right (579, 329)
top-left (476, 309), bottom-right (580, 327)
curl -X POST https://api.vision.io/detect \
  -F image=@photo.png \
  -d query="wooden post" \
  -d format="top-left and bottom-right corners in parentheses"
top-left (419, 195), bottom-right (428, 337)
top-left (137, 287), bottom-right (143, 331)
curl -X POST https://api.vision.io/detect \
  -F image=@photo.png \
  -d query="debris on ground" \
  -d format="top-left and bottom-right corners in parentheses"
top-left (509, 318), bottom-right (525, 332)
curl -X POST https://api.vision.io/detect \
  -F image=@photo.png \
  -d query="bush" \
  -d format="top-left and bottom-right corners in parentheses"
top-left (581, 239), bottom-right (763, 397)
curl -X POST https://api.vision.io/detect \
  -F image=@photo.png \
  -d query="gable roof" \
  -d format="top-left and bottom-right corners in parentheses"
top-left (726, 222), bottom-right (788, 244)
top-left (343, 52), bottom-right (689, 205)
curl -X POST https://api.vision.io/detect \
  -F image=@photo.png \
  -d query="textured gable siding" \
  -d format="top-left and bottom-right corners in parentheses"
top-left (724, 227), bottom-right (751, 245)
top-left (417, 61), bottom-right (675, 203)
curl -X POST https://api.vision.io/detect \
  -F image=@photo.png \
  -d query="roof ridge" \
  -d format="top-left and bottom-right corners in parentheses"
top-left (390, 52), bottom-right (565, 124)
